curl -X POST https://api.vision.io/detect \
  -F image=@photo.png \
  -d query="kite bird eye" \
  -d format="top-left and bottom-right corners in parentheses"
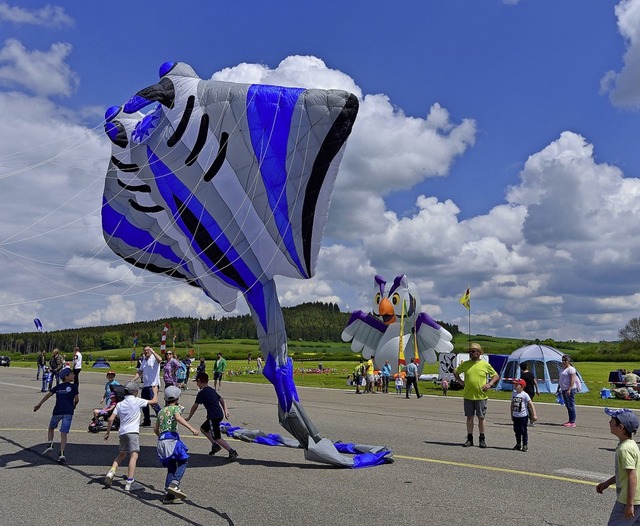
top-left (375, 292), bottom-right (381, 305)
top-left (392, 293), bottom-right (400, 306)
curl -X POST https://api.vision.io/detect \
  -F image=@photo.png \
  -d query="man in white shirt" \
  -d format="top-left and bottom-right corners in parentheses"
top-left (72, 347), bottom-right (83, 385)
top-left (132, 346), bottom-right (162, 427)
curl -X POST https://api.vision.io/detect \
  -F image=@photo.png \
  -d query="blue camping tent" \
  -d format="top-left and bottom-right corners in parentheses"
top-left (496, 344), bottom-right (589, 393)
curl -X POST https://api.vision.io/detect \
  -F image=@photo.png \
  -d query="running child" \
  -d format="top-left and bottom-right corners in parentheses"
top-left (33, 367), bottom-right (78, 463)
top-left (185, 373), bottom-right (238, 461)
top-left (154, 386), bottom-right (199, 503)
top-left (104, 381), bottom-right (158, 491)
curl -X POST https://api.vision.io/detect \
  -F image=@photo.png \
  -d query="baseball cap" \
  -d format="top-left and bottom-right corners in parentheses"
top-left (605, 408), bottom-right (639, 434)
top-left (106, 370), bottom-right (116, 377)
top-left (124, 381), bottom-right (139, 394)
top-left (514, 379), bottom-right (526, 388)
top-left (164, 386), bottom-right (182, 402)
top-left (59, 367), bottom-right (72, 379)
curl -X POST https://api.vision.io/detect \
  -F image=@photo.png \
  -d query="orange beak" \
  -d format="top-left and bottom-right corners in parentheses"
top-left (378, 297), bottom-right (396, 325)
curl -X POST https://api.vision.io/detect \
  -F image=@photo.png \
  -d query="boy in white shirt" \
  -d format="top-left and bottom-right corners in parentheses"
top-left (104, 381), bottom-right (157, 491)
top-left (510, 379), bottom-right (537, 452)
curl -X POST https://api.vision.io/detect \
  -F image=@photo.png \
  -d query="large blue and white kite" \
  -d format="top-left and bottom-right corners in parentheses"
top-left (101, 62), bottom-right (391, 467)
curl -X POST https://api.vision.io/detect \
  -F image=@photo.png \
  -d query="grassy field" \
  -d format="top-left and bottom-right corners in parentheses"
top-left (9, 344), bottom-right (640, 410)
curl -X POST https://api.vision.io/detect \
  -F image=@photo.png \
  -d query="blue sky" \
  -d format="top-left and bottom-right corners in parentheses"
top-left (1, 0), bottom-right (639, 342)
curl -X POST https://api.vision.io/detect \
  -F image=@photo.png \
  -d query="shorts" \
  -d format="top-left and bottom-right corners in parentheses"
top-left (367, 374), bottom-right (374, 383)
top-left (463, 398), bottom-right (488, 418)
top-left (118, 432), bottom-right (140, 453)
top-left (49, 414), bottom-right (73, 433)
top-left (200, 418), bottom-right (222, 440)
top-left (213, 372), bottom-right (223, 381)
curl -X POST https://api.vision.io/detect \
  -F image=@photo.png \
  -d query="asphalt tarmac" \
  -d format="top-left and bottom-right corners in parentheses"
top-left (0, 366), bottom-right (621, 525)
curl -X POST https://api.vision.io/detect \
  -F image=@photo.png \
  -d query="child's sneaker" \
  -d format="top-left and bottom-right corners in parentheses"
top-left (124, 479), bottom-right (134, 491)
top-left (104, 471), bottom-right (115, 486)
top-left (57, 453), bottom-right (66, 463)
top-left (43, 444), bottom-right (54, 454)
top-left (209, 443), bottom-right (222, 456)
top-left (522, 445), bottom-right (528, 452)
top-left (227, 449), bottom-right (238, 462)
top-left (167, 484), bottom-right (187, 499)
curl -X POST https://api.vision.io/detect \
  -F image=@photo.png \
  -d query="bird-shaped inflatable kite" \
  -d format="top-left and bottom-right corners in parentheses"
top-left (101, 62), bottom-right (391, 467)
top-left (342, 274), bottom-right (454, 375)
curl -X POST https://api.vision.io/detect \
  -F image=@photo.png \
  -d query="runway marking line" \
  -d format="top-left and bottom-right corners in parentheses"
top-left (395, 454), bottom-right (598, 486)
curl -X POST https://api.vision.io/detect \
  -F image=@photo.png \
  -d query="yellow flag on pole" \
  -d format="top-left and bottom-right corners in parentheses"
top-left (398, 300), bottom-right (406, 368)
top-left (459, 287), bottom-right (470, 310)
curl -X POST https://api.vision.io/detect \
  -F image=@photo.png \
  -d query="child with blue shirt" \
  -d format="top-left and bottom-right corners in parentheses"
top-left (33, 367), bottom-right (79, 463)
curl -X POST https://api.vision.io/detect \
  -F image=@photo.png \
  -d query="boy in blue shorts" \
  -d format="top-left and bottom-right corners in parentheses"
top-left (33, 367), bottom-right (78, 463)
top-left (185, 373), bottom-right (238, 461)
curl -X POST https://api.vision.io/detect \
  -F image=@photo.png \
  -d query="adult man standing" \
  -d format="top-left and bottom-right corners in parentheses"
top-left (132, 346), bottom-right (162, 427)
top-left (37, 350), bottom-right (46, 380)
top-left (72, 347), bottom-right (83, 385)
top-left (213, 352), bottom-right (227, 390)
top-left (454, 343), bottom-right (499, 448)
top-left (48, 348), bottom-right (64, 390)
top-left (381, 360), bottom-right (392, 393)
top-left (405, 358), bottom-right (422, 399)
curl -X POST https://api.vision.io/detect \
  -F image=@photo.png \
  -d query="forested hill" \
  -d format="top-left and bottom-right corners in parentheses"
top-left (0, 302), bottom-right (459, 354)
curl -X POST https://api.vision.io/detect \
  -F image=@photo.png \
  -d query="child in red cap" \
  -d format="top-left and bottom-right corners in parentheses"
top-left (511, 379), bottom-right (537, 451)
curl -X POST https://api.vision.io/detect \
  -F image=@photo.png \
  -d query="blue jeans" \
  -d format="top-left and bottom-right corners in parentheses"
top-left (141, 386), bottom-right (161, 424)
top-left (561, 389), bottom-right (576, 423)
top-left (165, 459), bottom-right (187, 489)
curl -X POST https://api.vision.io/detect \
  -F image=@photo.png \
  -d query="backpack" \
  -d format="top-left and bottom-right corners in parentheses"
top-left (110, 384), bottom-right (127, 402)
top-left (177, 361), bottom-right (188, 381)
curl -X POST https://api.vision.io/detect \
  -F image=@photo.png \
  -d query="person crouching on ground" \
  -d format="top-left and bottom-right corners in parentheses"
top-left (33, 366), bottom-right (78, 463)
top-left (185, 373), bottom-right (238, 462)
top-left (597, 408), bottom-right (640, 523)
top-left (104, 381), bottom-right (158, 491)
top-left (155, 386), bottom-right (199, 503)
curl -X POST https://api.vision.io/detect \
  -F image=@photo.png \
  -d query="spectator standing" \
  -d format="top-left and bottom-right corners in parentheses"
top-left (365, 357), bottom-right (375, 394)
top-left (163, 351), bottom-right (180, 387)
top-left (519, 363), bottom-right (539, 425)
top-left (213, 353), bottom-right (227, 390)
top-left (72, 347), bottom-right (82, 385)
top-left (510, 379), bottom-right (537, 451)
top-left (132, 346), bottom-right (162, 427)
top-left (36, 350), bottom-right (46, 380)
top-left (353, 359), bottom-right (365, 394)
top-left (381, 360), bottom-right (392, 393)
top-left (454, 343), bottom-right (499, 448)
top-left (48, 348), bottom-right (64, 390)
top-left (557, 355), bottom-right (578, 427)
top-left (405, 358), bottom-right (422, 399)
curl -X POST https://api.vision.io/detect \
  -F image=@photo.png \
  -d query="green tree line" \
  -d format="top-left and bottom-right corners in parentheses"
top-left (0, 302), bottom-right (461, 355)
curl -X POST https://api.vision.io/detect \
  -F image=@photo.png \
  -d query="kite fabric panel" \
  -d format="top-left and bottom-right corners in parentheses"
top-left (101, 62), bottom-right (391, 468)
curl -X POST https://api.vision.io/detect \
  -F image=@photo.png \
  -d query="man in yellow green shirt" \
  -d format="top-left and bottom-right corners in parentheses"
top-left (453, 343), bottom-right (499, 449)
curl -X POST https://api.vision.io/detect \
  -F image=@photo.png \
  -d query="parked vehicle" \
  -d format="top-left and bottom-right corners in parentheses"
top-left (0, 356), bottom-right (11, 367)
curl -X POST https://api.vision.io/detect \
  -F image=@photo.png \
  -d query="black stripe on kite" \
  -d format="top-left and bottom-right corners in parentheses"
top-left (203, 131), bottom-right (229, 182)
top-left (174, 195), bottom-right (249, 291)
top-left (301, 93), bottom-right (359, 276)
top-left (185, 113), bottom-right (209, 167)
top-left (128, 199), bottom-right (164, 213)
top-left (105, 122), bottom-right (128, 149)
top-left (111, 156), bottom-right (140, 173)
top-left (167, 95), bottom-right (196, 147)
top-left (117, 178), bottom-right (151, 193)
top-left (122, 256), bottom-right (199, 286)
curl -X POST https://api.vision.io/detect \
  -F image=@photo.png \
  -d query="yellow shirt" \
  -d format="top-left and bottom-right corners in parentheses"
top-left (616, 438), bottom-right (640, 504)
top-left (455, 359), bottom-right (497, 401)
